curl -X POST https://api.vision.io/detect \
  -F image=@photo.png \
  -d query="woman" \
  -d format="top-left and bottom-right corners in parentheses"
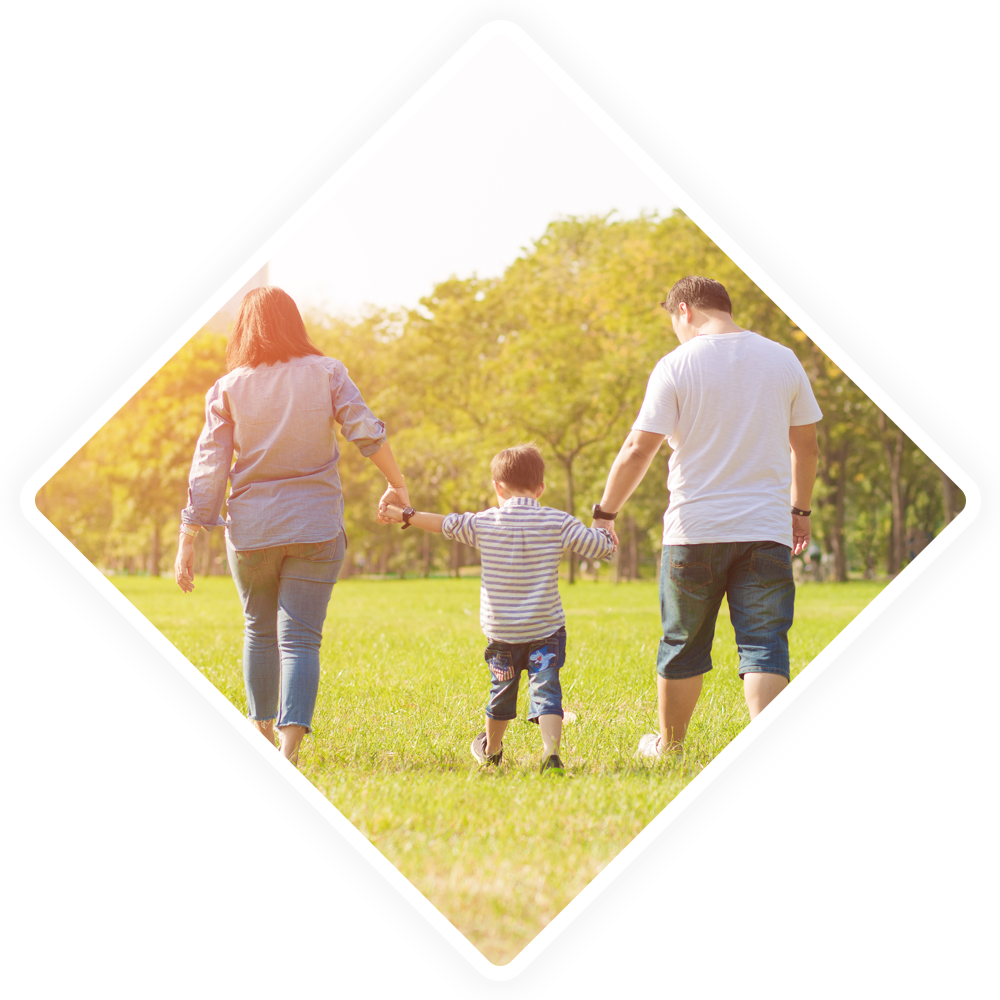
top-left (174, 286), bottom-right (408, 765)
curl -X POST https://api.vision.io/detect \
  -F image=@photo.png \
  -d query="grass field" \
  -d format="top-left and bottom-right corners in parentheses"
top-left (114, 573), bottom-right (884, 964)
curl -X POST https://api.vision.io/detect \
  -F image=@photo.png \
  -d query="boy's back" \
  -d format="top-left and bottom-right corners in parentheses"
top-left (443, 497), bottom-right (614, 642)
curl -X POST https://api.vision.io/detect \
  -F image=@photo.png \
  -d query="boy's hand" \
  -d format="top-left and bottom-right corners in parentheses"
top-left (596, 526), bottom-right (619, 554)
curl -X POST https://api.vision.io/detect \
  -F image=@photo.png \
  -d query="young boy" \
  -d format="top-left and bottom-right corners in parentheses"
top-left (379, 444), bottom-right (616, 774)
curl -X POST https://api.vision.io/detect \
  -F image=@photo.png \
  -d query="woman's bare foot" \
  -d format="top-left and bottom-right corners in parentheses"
top-left (278, 724), bottom-right (306, 766)
top-left (253, 719), bottom-right (276, 745)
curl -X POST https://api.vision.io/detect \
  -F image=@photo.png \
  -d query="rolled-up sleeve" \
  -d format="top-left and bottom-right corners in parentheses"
top-left (330, 362), bottom-right (386, 457)
top-left (441, 512), bottom-right (480, 548)
top-left (180, 382), bottom-right (233, 529)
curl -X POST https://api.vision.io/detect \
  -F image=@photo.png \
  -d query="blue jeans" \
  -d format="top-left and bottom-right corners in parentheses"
top-left (484, 627), bottom-right (566, 723)
top-left (658, 542), bottom-right (795, 681)
top-left (226, 532), bottom-right (346, 731)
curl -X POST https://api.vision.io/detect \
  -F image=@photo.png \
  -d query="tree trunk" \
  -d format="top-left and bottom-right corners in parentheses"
top-left (149, 518), bottom-right (161, 576)
top-left (831, 440), bottom-right (848, 582)
top-left (878, 411), bottom-right (906, 576)
top-left (422, 531), bottom-right (432, 577)
top-left (628, 515), bottom-right (638, 581)
top-left (890, 431), bottom-right (905, 574)
top-left (452, 539), bottom-right (463, 578)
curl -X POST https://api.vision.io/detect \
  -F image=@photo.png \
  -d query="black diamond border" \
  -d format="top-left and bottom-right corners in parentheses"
top-left (18, 18), bottom-right (985, 981)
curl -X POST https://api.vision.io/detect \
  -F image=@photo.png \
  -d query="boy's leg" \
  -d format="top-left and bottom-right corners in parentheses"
top-left (538, 714), bottom-right (562, 758)
top-left (485, 718), bottom-right (509, 757)
top-left (482, 642), bottom-right (518, 761)
top-left (526, 628), bottom-right (566, 762)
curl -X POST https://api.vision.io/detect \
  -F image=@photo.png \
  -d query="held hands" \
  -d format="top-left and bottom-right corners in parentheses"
top-left (791, 513), bottom-right (811, 556)
top-left (592, 517), bottom-right (620, 551)
top-left (377, 482), bottom-right (409, 524)
top-left (379, 500), bottom-right (405, 524)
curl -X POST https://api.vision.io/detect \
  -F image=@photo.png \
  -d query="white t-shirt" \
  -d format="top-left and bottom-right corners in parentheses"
top-left (632, 330), bottom-right (823, 548)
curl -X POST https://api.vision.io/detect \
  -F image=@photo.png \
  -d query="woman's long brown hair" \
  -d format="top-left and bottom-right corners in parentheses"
top-left (226, 286), bottom-right (323, 371)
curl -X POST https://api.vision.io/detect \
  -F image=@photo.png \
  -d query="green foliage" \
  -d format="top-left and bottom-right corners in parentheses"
top-left (38, 210), bottom-right (962, 579)
top-left (37, 331), bottom-right (228, 572)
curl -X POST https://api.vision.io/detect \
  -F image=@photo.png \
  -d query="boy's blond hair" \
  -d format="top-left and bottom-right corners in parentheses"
top-left (491, 444), bottom-right (545, 492)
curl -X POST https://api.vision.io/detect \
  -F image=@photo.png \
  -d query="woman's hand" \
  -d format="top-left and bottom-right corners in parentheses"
top-left (377, 483), bottom-right (409, 523)
top-left (175, 534), bottom-right (196, 593)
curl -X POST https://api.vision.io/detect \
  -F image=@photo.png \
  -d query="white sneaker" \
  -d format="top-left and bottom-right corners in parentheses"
top-left (470, 731), bottom-right (503, 766)
top-left (636, 733), bottom-right (664, 758)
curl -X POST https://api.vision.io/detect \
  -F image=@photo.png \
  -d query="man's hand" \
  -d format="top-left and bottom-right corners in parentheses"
top-left (593, 517), bottom-right (619, 550)
top-left (175, 534), bottom-right (195, 593)
top-left (791, 513), bottom-right (811, 556)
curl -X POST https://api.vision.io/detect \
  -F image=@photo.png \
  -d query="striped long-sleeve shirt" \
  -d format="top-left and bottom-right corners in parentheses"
top-left (441, 496), bottom-right (616, 643)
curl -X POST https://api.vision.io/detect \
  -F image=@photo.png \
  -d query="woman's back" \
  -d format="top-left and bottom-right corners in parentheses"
top-left (186, 353), bottom-right (386, 550)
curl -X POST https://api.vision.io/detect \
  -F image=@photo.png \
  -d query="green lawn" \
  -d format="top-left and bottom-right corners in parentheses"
top-left (115, 574), bottom-right (884, 964)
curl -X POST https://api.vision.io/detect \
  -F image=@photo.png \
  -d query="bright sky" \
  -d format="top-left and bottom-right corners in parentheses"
top-left (267, 36), bottom-right (676, 317)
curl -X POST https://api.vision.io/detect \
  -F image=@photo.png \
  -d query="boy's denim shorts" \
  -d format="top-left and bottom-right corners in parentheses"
top-left (658, 541), bottom-right (795, 681)
top-left (484, 627), bottom-right (566, 723)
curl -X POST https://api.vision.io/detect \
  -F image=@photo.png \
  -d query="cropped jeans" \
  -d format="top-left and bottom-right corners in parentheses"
top-left (226, 532), bottom-right (346, 731)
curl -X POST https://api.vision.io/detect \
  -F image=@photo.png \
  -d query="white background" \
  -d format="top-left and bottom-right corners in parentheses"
top-left (3, 3), bottom-right (997, 997)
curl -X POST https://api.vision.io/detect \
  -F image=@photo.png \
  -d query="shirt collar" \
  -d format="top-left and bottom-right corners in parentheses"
top-left (503, 496), bottom-right (541, 508)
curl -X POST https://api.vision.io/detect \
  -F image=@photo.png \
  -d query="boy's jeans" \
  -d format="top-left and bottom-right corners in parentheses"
top-left (484, 627), bottom-right (566, 723)
top-left (657, 541), bottom-right (795, 681)
top-left (226, 532), bottom-right (346, 731)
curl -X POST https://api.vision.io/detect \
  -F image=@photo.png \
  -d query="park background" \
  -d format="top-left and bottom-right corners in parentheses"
top-left (37, 210), bottom-right (962, 586)
top-left (19, 15), bottom-right (980, 984)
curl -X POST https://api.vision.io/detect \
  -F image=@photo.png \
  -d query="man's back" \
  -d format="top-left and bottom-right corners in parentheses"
top-left (633, 331), bottom-right (822, 547)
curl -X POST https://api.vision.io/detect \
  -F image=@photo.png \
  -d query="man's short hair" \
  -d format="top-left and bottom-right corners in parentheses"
top-left (662, 276), bottom-right (732, 316)
top-left (491, 443), bottom-right (545, 492)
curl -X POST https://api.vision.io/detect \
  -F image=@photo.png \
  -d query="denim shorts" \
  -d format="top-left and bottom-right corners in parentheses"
top-left (483, 627), bottom-right (566, 723)
top-left (658, 541), bottom-right (795, 681)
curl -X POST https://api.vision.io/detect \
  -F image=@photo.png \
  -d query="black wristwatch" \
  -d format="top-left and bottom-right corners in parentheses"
top-left (400, 506), bottom-right (415, 529)
top-left (791, 506), bottom-right (812, 517)
top-left (592, 503), bottom-right (618, 521)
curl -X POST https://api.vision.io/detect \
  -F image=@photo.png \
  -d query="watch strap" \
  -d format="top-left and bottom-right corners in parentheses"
top-left (791, 506), bottom-right (812, 517)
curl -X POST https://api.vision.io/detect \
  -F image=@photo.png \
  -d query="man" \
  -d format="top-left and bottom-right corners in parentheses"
top-left (592, 276), bottom-right (821, 756)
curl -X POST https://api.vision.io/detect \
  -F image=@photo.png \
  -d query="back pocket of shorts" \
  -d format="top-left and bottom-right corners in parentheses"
top-left (486, 650), bottom-right (515, 682)
top-left (751, 544), bottom-right (792, 585)
top-left (669, 547), bottom-right (713, 596)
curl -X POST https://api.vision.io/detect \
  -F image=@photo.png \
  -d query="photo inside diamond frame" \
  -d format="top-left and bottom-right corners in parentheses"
top-left (35, 37), bottom-right (964, 964)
